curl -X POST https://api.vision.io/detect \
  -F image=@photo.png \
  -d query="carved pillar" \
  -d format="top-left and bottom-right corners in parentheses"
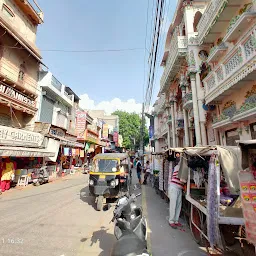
top-left (190, 72), bottom-right (202, 146)
top-left (181, 84), bottom-right (190, 146)
top-left (170, 98), bottom-right (176, 147)
top-left (196, 72), bottom-right (207, 145)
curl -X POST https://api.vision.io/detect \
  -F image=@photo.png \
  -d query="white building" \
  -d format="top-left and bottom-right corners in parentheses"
top-left (37, 70), bottom-right (76, 133)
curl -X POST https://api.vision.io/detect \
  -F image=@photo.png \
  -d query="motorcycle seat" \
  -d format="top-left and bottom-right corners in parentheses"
top-left (111, 231), bottom-right (147, 256)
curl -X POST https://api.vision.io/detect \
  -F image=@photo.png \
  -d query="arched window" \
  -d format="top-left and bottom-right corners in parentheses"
top-left (18, 62), bottom-right (26, 81)
top-left (2, 4), bottom-right (14, 18)
top-left (182, 25), bottom-right (186, 36)
top-left (193, 11), bottom-right (202, 32)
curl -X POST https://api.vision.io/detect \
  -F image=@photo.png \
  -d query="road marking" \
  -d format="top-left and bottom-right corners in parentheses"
top-left (142, 185), bottom-right (152, 255)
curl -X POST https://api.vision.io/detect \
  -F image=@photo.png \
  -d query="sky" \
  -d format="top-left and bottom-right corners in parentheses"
top-left (36, 0), bottom-right (176, 114)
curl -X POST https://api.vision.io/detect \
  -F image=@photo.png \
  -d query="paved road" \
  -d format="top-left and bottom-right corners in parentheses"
top-left (0, 171), bottom-right (207, 256)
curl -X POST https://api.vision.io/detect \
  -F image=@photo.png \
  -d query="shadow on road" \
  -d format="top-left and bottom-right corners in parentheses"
top-left (90, 226), bottom-right (116, 256)
top-left (80, 186), bottom-right (96, 209)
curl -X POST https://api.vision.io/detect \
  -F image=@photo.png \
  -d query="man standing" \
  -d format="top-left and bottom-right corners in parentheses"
top-left (168, 155), bottom-right (184, 229)
top-left (136, 157), bottom-right (142, 184)
top-left (143, 160), bottom-right (151, 185)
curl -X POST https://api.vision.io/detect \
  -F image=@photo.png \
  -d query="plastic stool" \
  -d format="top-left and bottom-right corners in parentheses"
top-left (18, 175), bottom-right (29, 186)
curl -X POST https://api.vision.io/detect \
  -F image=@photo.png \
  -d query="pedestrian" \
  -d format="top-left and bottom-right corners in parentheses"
top-left (143, 160), bottom-right (151, 185)
top-left (168, 154), bottom-right (185, 229)
top-left (1, 158), bottom-right (15, 192)
top-left (136, 157), bottom-right (142, 184)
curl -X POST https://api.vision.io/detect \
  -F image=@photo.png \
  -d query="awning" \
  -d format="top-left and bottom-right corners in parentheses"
top-left (0, 146), bottom-right (55, 157)
top-left (60, 138), bottom-right (84, 148)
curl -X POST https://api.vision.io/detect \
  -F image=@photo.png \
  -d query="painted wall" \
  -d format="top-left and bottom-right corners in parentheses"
top-left (0, 27), bottom-right (39, 96)
top-left (1, 0), bottom-right (38, 44)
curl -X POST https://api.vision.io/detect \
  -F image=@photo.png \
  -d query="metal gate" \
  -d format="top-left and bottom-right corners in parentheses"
top-left (40, 96), bottom-right (54, 123)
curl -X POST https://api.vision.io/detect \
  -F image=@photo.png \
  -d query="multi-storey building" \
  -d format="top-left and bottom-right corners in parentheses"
top-left (153, 0), bottom-right (256, 150)
top-left (37, 70), bottom-right (75, 132)
top-left (0, 0), bottom-right (43, 128)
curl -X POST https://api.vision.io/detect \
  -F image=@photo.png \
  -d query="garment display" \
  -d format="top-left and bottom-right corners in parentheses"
top-left (159, 157), bottom-right (164, 191)
top-left (207, 156), bottom-right (222, 249)
top-left (164, 159), bottom-right (169, 192)
top-left (193, 168), bottom-right (204, 188)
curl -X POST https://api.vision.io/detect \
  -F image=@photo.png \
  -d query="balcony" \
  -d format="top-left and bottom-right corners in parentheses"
top-left (203, 28), bottom-right (256, 104)
top-left (197, 0), bottom-right (242, 45)
top-left (0, 10), bottom-right (41, 60)
top-left (40, 72), bottom-right (74, 106)
top-left (223, 5), bottom-right (256, 43)
top-left (160, 35), bottom-right (187, 92)
top-left (0, 58), bottom-right (38, 96)
top-left (207, 43), bottom-right (228, 63)
top-left (182, 92), bottom-right (193, 110)
top-left (154, 94), bottom-right (166, 114)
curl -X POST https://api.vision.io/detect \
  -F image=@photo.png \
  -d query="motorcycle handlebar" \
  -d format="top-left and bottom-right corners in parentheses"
top-left (111, 193), bottom-right (142, 222)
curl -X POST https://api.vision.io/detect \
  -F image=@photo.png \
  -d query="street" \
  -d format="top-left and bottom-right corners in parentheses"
top-left (0, 172), bottom-right (206, 256)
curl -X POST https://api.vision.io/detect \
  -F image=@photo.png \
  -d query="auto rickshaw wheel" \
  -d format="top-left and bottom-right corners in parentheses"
top-left (96, 196), bottom-right (103, 211)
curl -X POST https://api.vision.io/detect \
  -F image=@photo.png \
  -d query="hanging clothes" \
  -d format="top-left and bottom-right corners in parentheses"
top-left (207, 156), bottom-right (222, 249)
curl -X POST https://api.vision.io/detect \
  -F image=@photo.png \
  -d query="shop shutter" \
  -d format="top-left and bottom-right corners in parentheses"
top-left (225, 129), bottom-right (240, 146)
top-left (56, 113), bottom-right (67, 129)
top-left (250, 123), bottom-right (256, 139)
top-left (40, 97), bottom-right (54, 123)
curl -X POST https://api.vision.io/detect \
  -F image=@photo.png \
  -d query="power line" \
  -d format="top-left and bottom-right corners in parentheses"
top-left (1, 46), bottom-right (145, 53)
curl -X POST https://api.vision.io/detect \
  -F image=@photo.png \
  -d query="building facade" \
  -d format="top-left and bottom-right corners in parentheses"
top-left (0, 0), bottom-right (43, 128)
top-left (37, 70), bottom-right (75, 133)
top-left (153, 0), bottom-right (256, 150)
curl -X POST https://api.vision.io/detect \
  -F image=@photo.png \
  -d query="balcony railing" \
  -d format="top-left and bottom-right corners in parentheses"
top-left (160, 35), bottom-right (188, 91)
top-left (196, 0), bottom-right (226, 44)
top-left (203, 28), bottom-right (256, 104)
top-left (0, 58), bottom-right (38, 95)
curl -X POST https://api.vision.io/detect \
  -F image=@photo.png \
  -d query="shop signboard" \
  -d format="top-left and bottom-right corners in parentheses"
top-left (102, 124), bottom-right (109, 139)
top-left (84, 129), bottom-right (99, 144)
top-left (113, 131), bottom-right (118, 147)
top-left (49, 127), bottom-right (65, 139)
top-left (0, 125), bottom-right (44, 147)
top-left (0, 83), bottom-right (36, 107)
top-left (76, 111), bottom-right (87, 140)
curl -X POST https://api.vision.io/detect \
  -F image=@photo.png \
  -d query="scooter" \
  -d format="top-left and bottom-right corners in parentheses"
top-left (31, 166), bottom-right (49, 186)
top-left (111, 193), bottom-right (149, 256)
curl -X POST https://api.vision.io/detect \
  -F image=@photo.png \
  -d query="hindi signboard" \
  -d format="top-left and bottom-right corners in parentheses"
top-left (76, 111), bottom-right (87, 140)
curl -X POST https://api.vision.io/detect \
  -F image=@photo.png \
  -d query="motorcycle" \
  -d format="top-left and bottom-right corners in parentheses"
top-left (31, 166), bottom-right (49, 186)
top-left (110, 193), bottom-right (149, 256)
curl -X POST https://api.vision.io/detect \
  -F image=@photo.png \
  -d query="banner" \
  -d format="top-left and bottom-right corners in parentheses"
top-left (76, 111), bottom-right (87, 140)
top-left (149, 125), bottom-right (154, 139)
top-left (113, 131), bottom-right (118, 147)
top-left (102, 124), bottom-right (109, 139)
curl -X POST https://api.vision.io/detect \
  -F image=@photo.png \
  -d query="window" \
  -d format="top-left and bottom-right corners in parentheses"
top-left (18, 62), bottom-right (26, 81)
top-left (2, 4), bottom-right (14, 18)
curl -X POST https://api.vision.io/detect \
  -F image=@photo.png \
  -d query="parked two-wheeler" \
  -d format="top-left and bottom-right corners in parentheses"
top-left (110, 193), bottom-right (149, 256)
top-left (31, 166), bottom-right (49, 186)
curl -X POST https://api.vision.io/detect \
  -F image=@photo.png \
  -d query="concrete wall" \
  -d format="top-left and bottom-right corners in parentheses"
top-left (0, 26), bottom-right (39, 95)
top-left (1, 0), bottom-right (37, 44)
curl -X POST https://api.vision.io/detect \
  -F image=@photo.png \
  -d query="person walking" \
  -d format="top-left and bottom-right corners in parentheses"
top-left (136, 157), bottom-right (142, 184)
top-left (1, 158), bottom-right (15, 192)
top-left (168, 155), bottom-right (185, 229)
top-left (143, 160), bottom-right (151, 185)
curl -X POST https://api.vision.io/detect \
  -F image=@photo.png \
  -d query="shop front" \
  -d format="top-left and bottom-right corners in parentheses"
top-left (0, 125), bottom-right (55, 190)
top-left (33, 122), bottom-right (85, 177)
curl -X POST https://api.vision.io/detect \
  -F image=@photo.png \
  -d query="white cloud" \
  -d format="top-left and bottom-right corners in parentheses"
top-left (79, 94), bottom-right (143, 115)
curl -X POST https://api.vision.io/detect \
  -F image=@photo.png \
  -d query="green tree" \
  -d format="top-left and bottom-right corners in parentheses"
top-left (112, 111), bottom-right (149, 150)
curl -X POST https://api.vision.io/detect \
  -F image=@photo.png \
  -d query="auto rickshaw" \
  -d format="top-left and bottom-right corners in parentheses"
top-left (89, 153), bottom-right (131, 211)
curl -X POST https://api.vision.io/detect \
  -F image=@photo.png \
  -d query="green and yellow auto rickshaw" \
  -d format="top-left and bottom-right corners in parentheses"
top-left (89, 153), bottom-right (131, 211)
